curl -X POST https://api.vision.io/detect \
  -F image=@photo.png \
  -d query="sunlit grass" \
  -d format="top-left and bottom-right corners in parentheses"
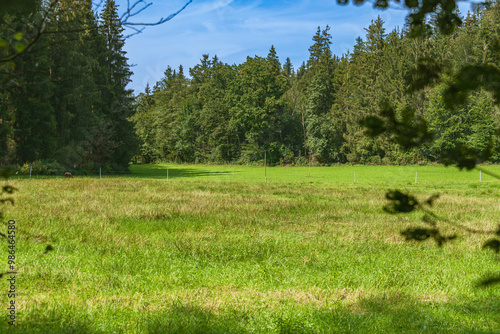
top-left (2, 164), bottom-right (500, 333)
top-left (129, 163), bottom-right (500, 184)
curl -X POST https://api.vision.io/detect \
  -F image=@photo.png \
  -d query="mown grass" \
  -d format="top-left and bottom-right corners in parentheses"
top-left (2, 164), bottom-right (500, 333)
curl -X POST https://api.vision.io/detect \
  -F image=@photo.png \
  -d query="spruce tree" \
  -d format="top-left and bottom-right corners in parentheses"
top-left (98, 0), bottom-right (135, 168)
top-left (48, 0), bottom-right (103, 168)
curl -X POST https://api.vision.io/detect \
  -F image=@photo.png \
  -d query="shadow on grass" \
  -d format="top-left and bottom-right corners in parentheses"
top-left (144, 295), bottom-right (498, 334)
top-left (12, 309), bottom-right (100, 334)
top-left (11, 294), bottom-right (500, 333)
top-left (129, 164), bottom-right (232, 180)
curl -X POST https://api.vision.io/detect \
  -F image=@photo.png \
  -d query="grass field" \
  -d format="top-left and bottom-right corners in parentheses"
top-left (2, 164), bottom-right (500, 333)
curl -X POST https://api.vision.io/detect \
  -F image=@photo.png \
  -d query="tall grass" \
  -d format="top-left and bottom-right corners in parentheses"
top-left (2, 164), bottom-right (499, 333)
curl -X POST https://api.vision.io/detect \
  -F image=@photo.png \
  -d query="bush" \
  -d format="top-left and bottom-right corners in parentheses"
top-left (294, 156), bottom-right (308, 166)
top-left (370, 155), bottom-right (382, 165)
top-left (20, 160), bottom-right (66, 176)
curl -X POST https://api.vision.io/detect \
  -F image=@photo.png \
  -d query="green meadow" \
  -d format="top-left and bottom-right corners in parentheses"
top-left (2, 164), bottom-right (500, 333)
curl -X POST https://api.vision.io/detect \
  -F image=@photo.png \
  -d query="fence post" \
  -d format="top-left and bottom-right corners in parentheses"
top-left (29, 165), bottom-right (32, 178)
top-left (264, 151), bottom-right (267, 183)
top-left (308, 153), bottom-right (311, 177)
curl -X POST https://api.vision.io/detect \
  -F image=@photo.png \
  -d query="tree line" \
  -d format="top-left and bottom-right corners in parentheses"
top-left (132, 2), bottom-right (500, 166)
top-left (0, 0), bottom-right (135, 172)
top-left (1, 1), bottom-right (499, 170)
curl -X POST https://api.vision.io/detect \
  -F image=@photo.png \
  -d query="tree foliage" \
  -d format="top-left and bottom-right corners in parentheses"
top-left (0, 0), bottom-right (136, 171)
top-left (132, 5), bottom-right (500, 167)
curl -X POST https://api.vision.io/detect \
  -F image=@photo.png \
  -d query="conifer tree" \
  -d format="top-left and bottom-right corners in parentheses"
top-left (97, 0), bottom-right (135, 168)
top-left (282, 57), bottom-right (294, 77)
top-left (49, 0), bottom-right (102, 168)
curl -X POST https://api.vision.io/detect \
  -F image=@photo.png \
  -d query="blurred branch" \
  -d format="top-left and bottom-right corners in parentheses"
top-left (337, 0), bottom-right (463, 36)
top-left (0, 0), bottom-right (58, 64)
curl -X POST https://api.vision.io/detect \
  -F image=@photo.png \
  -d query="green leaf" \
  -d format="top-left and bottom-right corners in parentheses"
top-left (0, 39), bottom-right (7, 48)
top-left (13, 32), bottom-right (23, 41)
top-left (14, 42), bottom-right (26, 53)
top-left (404, 0), bottom-right (419, 8)
top-left (365, 101), bottom-right (433, 151)
top-left (0, 0), bottom-right (38, 14)
top-left (373, 0), bottom-right (389, 9)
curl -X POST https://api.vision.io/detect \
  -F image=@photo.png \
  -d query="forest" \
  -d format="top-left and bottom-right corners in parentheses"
top-left (0, 0), bottom-right (135, 173)
top-left (1, 1), bottom-right (500, 170)
top-left (132, 2), bottom-right (500, 166)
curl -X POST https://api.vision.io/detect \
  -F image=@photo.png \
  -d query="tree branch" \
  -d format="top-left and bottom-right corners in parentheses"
top-left (122, 0), bottom-right (192, 27)
top-left (0, 0), bottom-right (58, 64)
top-left (1, 0), bottom-right (193, 65)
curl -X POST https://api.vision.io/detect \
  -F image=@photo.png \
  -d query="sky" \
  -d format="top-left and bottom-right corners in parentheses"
top-left (108, 0), bottom-right (474, 95)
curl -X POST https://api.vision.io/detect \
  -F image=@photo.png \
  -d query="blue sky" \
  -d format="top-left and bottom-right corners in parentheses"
top-left (111, 0), bottom-right (472, 95)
